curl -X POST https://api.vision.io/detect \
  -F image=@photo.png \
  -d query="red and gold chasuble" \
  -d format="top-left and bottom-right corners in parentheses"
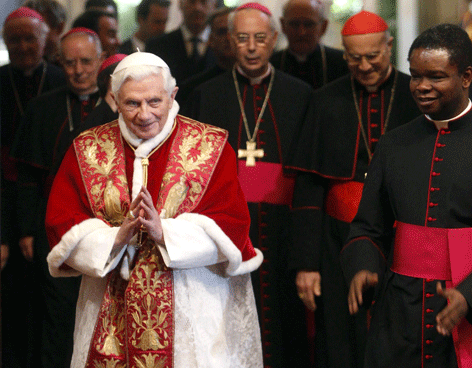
top-left (73, 117), bottom-right (228, 368)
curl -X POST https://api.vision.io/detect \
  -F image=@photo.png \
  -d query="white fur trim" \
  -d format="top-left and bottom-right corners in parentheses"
top-left (159, 213), bottom-right (263, 276)
top-left (47, 218), bottom-right (125, 278)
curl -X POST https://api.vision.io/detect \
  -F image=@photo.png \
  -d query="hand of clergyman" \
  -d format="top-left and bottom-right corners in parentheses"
top-left (296, 270), bottom-right (321, 311)
top-left (436, 282), bottom-right (469, 336)
top-left (135, 186), bottom-right (164, 245)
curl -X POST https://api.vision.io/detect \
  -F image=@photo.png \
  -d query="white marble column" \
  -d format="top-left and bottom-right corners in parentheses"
top-left (396, 0), bottom-right (418, 74)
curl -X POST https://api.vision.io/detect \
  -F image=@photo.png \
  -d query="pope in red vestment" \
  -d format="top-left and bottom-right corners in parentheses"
top-left (45, 52), bottom-right (263, 368)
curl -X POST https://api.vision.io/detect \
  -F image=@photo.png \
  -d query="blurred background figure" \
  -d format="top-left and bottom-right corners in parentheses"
top-left (272, 0), bottom-right (348, 89)
top-left (73, 9), bottom-right (120, 57)
top-left (120, 0), bottom-right (170, 54)
top-left (80, 53), bottom-right (127, 130)
top-left (1, 7), bottom-right (66, 367)
top-left (85, 0), bottom-right (118, 17)
top-left (177, 6), bottom-right (235, 105)
top-left (23, 0), bottom-right (67, 65)
top-left (146, 0), bottom-right (218, 85)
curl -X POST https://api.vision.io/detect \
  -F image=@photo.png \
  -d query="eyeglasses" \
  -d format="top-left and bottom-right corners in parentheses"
top-left (233, 32), bottom-right (269, 46)
top-left (343, 47), bottom-right (388, 65)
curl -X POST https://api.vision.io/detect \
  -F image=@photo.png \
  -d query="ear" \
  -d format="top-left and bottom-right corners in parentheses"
top-left (171, 86), bottom-right (179, 102)
top-left (386, 36), bottom-right (394, 51)
top-left (112, 92), bottom-right (121, 113)
top-left (462, 65), bottom-right (472, 89)
top-left (280, 17), bottom-right (287, 35)
top-left (320, 19), bottom-right (328, 37)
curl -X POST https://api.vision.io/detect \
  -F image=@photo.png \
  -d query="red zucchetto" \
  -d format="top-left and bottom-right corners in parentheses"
top-left (236, 2), bottom-right (272, 16)
top-left (99, 54), bottom-right (127, 74)
top-left (61, 27), bottom-right (99, 41)
top-left (341, 10), bottom-right (388, 36)
top-left (5, 6), bottom-right (44, 23)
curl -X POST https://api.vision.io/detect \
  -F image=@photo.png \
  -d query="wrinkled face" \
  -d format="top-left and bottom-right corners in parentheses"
top-left (180, 0), bottom-right (216, 35)
top-left (230, 9), bottom-right (278, 78)
top-left (61, 34), bottom-right (103, 95)
top-left (409, 48), bottom-right (472, 121)
top-left (281, 1), bottom-right (327, 56)
top-left (116, 73), bottom-right (178, 140)
top-left (139, 4), bottom-right (169, 40)
top-left (98, 15), bottom-right (120, 57)
top-left (343, 32), bottom-right (392, 88)
top-left (4, 17), bottom-right (46, 72)
top-left (209, 13), bottom-right (234, 63)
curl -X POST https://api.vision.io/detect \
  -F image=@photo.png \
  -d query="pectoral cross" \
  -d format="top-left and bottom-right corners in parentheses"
top-left (238, 141), bottom-right (264, 167)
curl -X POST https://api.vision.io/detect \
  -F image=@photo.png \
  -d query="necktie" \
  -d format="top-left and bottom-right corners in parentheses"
top-left (189, 37), bottom-right (200, 62)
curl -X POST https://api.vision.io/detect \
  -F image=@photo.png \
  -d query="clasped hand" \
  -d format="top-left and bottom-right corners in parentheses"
top-left (114, 186), bottom-right (164, 248)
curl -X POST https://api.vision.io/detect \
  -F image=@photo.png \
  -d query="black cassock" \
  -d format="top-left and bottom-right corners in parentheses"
top-left (342, 110), bottom-right (472, 368)
top-left (10, 85), bottom-right (100, 368)
top-left (271, 44), bottom-right (349, 90)
top-left (287, 69), bottom-right (421, 368)
top-left (183, 69), bottom-right (315, 368)
top-left (1, 61), bottom-right (65, 368)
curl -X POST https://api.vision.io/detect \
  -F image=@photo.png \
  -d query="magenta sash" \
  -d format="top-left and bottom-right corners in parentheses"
top-left (238, 161), bottom-right (295, 205)
top-left (391, 222), bottom-right (472, 368)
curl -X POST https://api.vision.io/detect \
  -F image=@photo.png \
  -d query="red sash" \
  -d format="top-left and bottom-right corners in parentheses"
top-left (324, 181), bottom-right (364, 223)
top-left (74, 118), bottom-right (227, 368)
top-left (238, 161), bottom-right (295, 205)
top-left (391, 222), bottom-right (472, 368)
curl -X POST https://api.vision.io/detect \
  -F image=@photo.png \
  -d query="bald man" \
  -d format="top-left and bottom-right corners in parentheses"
top-left (271, 0), bottom-right (348, 89)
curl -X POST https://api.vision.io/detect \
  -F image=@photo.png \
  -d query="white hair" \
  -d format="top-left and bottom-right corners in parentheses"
top-left (228, 7), bottom-right (278, 34)
top-left (282, 0), bottom-right (333, 21)
top-left (111, 64), bottom-right (176, 97)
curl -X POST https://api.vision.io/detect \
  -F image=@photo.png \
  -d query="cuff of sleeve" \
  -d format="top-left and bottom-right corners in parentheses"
top-left (340, 237), bottom-right (386, 285)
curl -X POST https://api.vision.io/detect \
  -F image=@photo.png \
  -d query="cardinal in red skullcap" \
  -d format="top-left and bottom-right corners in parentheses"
top-left (8, 13), bottom-right (108, 367)
top-left (283, 7), bottom-right (422, 368)
top-left (0, 4), bottom-right (68, 367)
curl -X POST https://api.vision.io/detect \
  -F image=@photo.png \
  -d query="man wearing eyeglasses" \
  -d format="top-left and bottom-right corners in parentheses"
top-left (10, 27), bottom-right (104, 368)
top-left (271, 0), bottom-right (349, 89)
top-left (286, 10), bottom-right (421, 368)
top-left (183, 3), bottom-right (315, 367)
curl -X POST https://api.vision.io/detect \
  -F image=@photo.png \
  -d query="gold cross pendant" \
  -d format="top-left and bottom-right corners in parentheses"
top-left (238, 141), bottom-right (264, 167)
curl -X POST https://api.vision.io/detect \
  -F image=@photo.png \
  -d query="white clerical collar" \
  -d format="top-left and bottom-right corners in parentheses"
top-left (236, 63), bottom-right (273, 85)
top-left (425, 99), bottom-right (472, 130)
top-left (288, 49), bottom-right (308, 63)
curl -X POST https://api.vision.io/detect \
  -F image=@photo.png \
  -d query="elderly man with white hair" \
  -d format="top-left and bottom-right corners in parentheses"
top-left (271, 0), bottom-right (348, 89)
top-left (45, 52), bottom-right (264, 368)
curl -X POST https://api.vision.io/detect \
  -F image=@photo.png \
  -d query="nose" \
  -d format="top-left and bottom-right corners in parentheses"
top-left (415, 77), bottom-right (432, 92)
top-left (74, 61), bottom-right (84, 75)
top-left (358, 57), bottom-right (372, 71)
top-left (137, 103), bottom-right (151, 119)
top-left (247, 36), bottom-right (256, 51)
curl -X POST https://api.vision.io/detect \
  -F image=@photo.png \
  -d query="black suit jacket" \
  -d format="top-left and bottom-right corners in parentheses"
top-left (119, 39), bottom-right (136, 55)
top-left (145, 28), bottom-right (216, 85)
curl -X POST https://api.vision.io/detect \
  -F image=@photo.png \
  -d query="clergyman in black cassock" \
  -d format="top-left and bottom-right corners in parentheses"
top-left (342, 23), bottom-right (472, 368)
top-left (287, 10), bottom-right (421, 368)
top-left (271, 0), bottom-right (349, 89)
top-left (10, 28), bottom-right (104, 368)
top-left (183, 3), bottom-right (315, 367)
